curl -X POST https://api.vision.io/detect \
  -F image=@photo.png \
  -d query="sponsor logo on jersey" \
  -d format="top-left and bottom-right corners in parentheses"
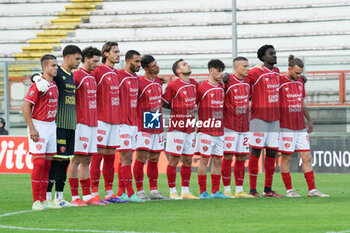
top-left (79, 137), bottom-right (89, 142)
top-left (65, 96), bottom-right (75, 105)
top-left (57, 139), bottom-right (66, 145)
top-left (174, 139), bottom-right (184, 144)
top-left (268, 94), bottom-right (279, 103)
top-left (253, 132), bottom-right (264, 137)
top-left (97, 130), bottom-right (106, 135)
top-left (224, 137), bottom-right (235, 141)
top-left (283, 137), bottom-right (293, 142)
top-left (65, 83), bottom-right (76, 89)
top-left (200, 139), bottom-right (211, 145)
top-left (142, 132), bottom-right (151, 138)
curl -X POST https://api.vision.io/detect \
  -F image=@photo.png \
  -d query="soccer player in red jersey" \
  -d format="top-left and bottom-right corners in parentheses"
top-left (133, 55), bottom-right (168, 200)
top-left (67, 46), bottom-right (106, 206)
top-left (279, 55), bottom-right (329, 197)
top-left (116, 50), bottom-right (144, 202)
top-left (196, 59), bottom-right (229, 199)
top-left (162, 59), bottom-right (199, 200)
top-left (90, 42), bottom-right (126, 204)
top-left (221, 57), bottom-right (253, 198)
top-left (33, 45), bottom-right (82, 207)
top-left (22, 54), bottom-right (59, 210)
top-left (248, 45), bottom-right (284, 197)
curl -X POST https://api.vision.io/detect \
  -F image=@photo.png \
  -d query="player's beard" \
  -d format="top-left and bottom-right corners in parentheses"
top-left (130, 63), bottom-right (140, 73)
top-left (183, 71), bottom-right (192, 76)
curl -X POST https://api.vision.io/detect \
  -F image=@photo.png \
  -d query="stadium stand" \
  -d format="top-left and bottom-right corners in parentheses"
top-left (1, 0), bottom-right (350, 67)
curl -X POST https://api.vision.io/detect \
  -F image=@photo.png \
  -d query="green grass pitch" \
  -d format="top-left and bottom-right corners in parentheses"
top-left (0, 173), bottom-right (349, 233)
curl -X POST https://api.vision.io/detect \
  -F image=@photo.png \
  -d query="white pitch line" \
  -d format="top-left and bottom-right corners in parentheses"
top-left (0, 210), bottom-right (144, 233)
top-left (327, 231), bottom-right (350, 233)
top-left (0, 225), bottom-right (139, 233)
top-left (327, 230), bottom-right (350, 233)
top-left (0, 210), bottom-right (33, 218)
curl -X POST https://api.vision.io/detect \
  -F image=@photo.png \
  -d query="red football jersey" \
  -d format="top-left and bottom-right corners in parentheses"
top-left (196, 80), bottom-right (224, 136)
top-left (25, 79), bottom-right (58, 122)
top-left (93, 64), bottom-right (119, 124)
top-left (118, 69), bottom-right (139, 126)
top-left (162, 78), bottom-right (198, 133)
top-left (279, 75), bottom-right (306, 130)
top-left (137, 76), bottom-right (163, 133)
top-left (248, 66), bottom-right (281, 121)
top-left (223, 74), bottom-right (251, 132)
top-left (73, 68), bottom-right (98, 127)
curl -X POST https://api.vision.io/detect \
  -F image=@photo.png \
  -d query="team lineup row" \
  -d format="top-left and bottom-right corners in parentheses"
top-left (23, 42), bottom-right (329, 211)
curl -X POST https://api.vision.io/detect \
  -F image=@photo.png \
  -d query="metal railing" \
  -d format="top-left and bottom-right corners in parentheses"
top-left (0, 60), bottom-right (348, 130)
top-left (163, 70), bottom-right (349, 105)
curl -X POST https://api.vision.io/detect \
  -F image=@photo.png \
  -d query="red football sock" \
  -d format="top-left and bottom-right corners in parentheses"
top-left (80, 178), bottom-right (91, 196)
top-left (117, 162), bottom-right (126, 196)
top-left (121, 165), bottom-right (134, 197)
top-left (211, 174), bottom-right (221, 194)
top-left (248, 154), bottom-right (259, 190)
top-left (264, 156), bottom-right (276, 188)
top-left (31, 157), bottom-right (45, 202)
top-left (40, 159), bottom-right (51, 202)
top-left (90, 154), bottom-right (103, 193)
top-left (198, 174), bottom-right (207, 194)
top-left (281, 172), bottom-right (293, 190)
top-left (221, 159), bottom-right (232, 187)
top-left (69, 178), bottom-right (79, 197)
top-left (102, 154), bottom-right (115, 192)
top-left (304, 171), bottom-right (316, 191)
top-left (180, 165), bottom-right (191, 187)
top-left (133, 160), bottom-right (145, 192)
top-left (167, 165), bottom-right (177, 188)
top-left (234, 160), bottom-right (245, 186)
top-left (147, 160), bottom-right (158, 191)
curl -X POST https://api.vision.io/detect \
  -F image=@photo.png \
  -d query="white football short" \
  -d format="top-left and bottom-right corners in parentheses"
top-left (74, 123), bottom-right (98, 156)
top-left (249, 119), bottom-right (280, 149)
top-left (223, 128), bottom-right (249, 155)
top-left (165, 130), bottom-right (195, 157)
top-left (118, 124), bottom-right (138, 151)
top-left (279, 128), bottom-right (310, 154)
top-left (28, 119), bottom-right (56, 156)
top-left (195, 132), bottom-right (224, 157)
top-left (96, 120), bottom-right (120, 149)
top-left (136, 132), bottom-right (164, 152)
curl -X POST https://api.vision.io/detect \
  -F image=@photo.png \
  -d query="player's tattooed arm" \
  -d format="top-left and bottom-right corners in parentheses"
top-left (162, 100), bottom-right (171, 109)
top-left (156, 75), bottom-right (168, 84)
top-left (22, 101), bottom-right (39, 142)
top-left (303, 101), bottom-right (313, 134)
top-left (31, 73), bottom-right (50, 92)
top-left (300, 75), bottom-right (307, 84)
top-left (222, 72), bottom-right (230, 85)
